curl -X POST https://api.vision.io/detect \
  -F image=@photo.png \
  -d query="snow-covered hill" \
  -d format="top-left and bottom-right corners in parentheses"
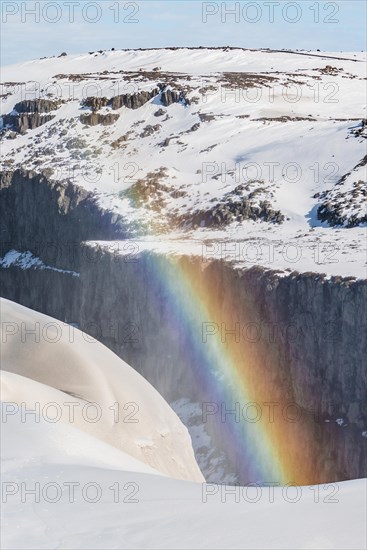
top-left (1, 47), bottom-right (366, 277)
top-left (0, 298), bottom-right (204, 483)
top-left (2, 401), bottom-right (366, 550)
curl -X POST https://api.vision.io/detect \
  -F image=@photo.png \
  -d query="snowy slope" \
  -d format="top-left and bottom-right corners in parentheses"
top-left (1, 403), bottom-right (366, 550)
top-left (1, 48), bottom-right (366, 277)
top-left (0, 298), bottom-right (204, 483)
top-left (1, 380), bottom-right (160, 476)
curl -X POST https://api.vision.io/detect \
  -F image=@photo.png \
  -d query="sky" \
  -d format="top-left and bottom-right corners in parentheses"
top-left (1, 1), bottom-right (366, 66)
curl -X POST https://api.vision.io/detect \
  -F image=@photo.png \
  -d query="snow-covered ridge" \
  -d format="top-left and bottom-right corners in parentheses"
top-left (1, 47), bottom-right (366, 277)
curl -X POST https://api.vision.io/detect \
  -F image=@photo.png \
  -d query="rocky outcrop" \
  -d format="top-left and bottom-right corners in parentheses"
top-left (111, 134), bottom-right (130, 148)
top-left (160, 89), bottom-right (190, 107)
top-left (80, 89), bottom-right (160, 112)
top-left (3, 85), bottom-right (190, 135)
top-left (2, 99), bottom-right (60, 134)
top-left (316, 155), bottom-right (367, 227)
top-left (188, 199), bottom-right (284, 228)
top-left (13, 99), bottom-right (59, 114)
top-left (2, 113), bottom-right (55, 134)
top-left (183, 181), bottom-right (285, 228)
top-left (80, 112), bottom-right (120, 126)
top-left (317, 186), bottom-right (367, 227)
top-left (154, 108), bottom-right (166, 117)
top-left (81, 96), bottom-right (110, 111)
top-left (110, 88), bottom-right (159, 110)
top-left (140, 124), bottom-right (161, 137)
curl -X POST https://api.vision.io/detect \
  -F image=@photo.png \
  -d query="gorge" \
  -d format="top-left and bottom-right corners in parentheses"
top-left (1, 169), bottom-right (366, 485)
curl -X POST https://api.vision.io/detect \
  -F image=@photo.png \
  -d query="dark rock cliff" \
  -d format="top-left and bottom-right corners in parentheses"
top-left (0, 170), bottom-right (126, 268)
top-left (2, 99), bottom-right (60, 134)
top-left (2, 113), bottom-right (55, 134)
top-left (110, 88), bottom-right (159, 110)
top-left (80, 112), bottom-right (120, 126)
top-left (13, 99), bottom-right (60, 114)
top-left (1, 170), bottom-right (366, 485)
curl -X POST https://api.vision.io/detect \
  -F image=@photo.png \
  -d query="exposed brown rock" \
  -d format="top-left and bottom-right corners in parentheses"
top-left (80, 112), bottom-right (120, 126)
top-left (110, 88), bottom-right (159, 110)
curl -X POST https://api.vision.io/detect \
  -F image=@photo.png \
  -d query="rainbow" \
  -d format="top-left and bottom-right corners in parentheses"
top-left (139, 252), bottom-right (320, 486)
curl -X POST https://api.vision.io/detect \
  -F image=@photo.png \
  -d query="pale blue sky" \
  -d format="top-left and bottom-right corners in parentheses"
top-left (1, 1), bottom-right (366, 66)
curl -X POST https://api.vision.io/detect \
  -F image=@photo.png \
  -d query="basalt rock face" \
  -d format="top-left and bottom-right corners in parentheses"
top-left (2, 113), bottom-right (55, 134)
top-left (13, 99), bottom-right (59, 114)
top-left (2, 99), bottom-right (59, 134)
top-left (2, 86), bottom-right (189, 134)
top-left (160, 89), bottom-right (190, 107)
top-left (79, 87), bottom-right (188, 113)
top-left (0, 170), bottom-right (126, 269)
top-left (75, 253), bottom-right (367, 412)
top-left (77, 253), bottom-right (367, 484)
top-left (1, 170), bottom-right (366, 485)
top-left (0, 266), bottom-right (81, 323)
top-left (110, 88), bottom-right (159, 110)
top-left (80, 112), bottom-right (120, 126)
top-left (1, 247), bottom-right (366, 485)
top-left (81, 97), bottom-right (110, 111)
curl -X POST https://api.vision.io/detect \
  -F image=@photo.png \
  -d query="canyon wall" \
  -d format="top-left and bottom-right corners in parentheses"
top-left (1, 170), bottom-right (366, 484)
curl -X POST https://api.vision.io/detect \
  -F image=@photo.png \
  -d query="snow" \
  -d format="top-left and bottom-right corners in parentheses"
top-left (1, 402), bottom-right (366, 549)
top-left (0, 298), bottom-right (204, 483)
top-left (1, 48), bottom-right (366, 85)
top-left (1, 47), bottom-right (366, 278)
top-left (86, 227), bottom-right (367, 279)
top-left (1, 388), bottom-right (159, 476)
top-left (0, 249), bottom-right (79, 276)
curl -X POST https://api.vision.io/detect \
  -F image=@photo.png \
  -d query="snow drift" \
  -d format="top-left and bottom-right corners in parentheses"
top-left (0, 297), bottom-right (204, 482)
top-left (1, 402), bottom-right (366, 550)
